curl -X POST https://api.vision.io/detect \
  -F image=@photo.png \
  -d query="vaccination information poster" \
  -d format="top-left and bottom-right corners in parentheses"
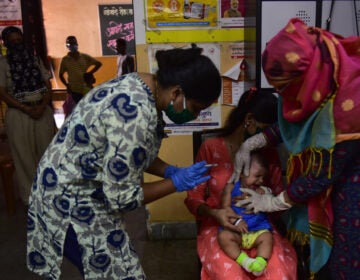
top-left (145, 0), bottom-right (249, 30)
top-left (146, 0), bottom-right (219, 30)
top-left (148, 43), bottom-right (222, 135)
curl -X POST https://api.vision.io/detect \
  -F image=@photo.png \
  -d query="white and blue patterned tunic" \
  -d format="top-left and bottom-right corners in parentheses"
top-left (27, 73), bottom-right (162, 280)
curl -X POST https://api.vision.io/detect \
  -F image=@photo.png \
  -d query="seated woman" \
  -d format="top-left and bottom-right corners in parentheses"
top-left (185, 88), bottom-right (297, 280)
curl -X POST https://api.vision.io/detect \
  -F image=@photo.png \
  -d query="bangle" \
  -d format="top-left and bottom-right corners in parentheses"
top-left (233, 218), bottom-right (242, 226)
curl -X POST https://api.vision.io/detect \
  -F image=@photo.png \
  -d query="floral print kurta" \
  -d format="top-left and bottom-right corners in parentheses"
top-left (27, 73), bottom-right (162, 280)
top-left (185, 137), bottom-right (297, 280)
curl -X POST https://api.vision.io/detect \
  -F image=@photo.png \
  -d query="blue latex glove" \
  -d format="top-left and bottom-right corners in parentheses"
top-left (170, 161), bottom-right (211, 192)
top-left (164, 165), bottom-right (181, 179)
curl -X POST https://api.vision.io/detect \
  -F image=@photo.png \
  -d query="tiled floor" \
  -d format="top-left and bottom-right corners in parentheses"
top-left (0, 191), bottom-right (200, 280)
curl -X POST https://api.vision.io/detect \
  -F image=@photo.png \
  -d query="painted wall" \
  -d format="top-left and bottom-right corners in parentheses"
top-left (42, 0), bottom-right (234, 223)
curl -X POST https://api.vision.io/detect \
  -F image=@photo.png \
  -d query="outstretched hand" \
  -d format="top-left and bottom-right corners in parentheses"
top-left (212, 207), bottom-right (243, 233)
top-left (164, 165), bottom-right (181, 179)
top-left (228, 143), bottom-right (252, 183)
top-left (228, 133), bottom-right (268, 183)
top-left (235, 188), bottom-right (292, 213)
top-left (170, 161), bottom-right (211, 192)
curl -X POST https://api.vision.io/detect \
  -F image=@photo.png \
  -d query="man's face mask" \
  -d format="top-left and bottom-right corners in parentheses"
top-left (7, 41), bottom-right (25, 52)
top-left (165, 97), bottom-right (196, 124)
top-left (67, 44), bottom-right (78, 53)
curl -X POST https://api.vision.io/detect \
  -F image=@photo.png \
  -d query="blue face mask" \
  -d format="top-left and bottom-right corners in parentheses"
top-left (165, 97), bottom-right (196, 124)
top-left (67, 44), bottom-right (78, 53)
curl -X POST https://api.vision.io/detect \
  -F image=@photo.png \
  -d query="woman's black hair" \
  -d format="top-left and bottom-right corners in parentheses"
top-left (1, 26), bottom-right (22, 48)
top-left (221, 88), bottom-right (278, 137)
top-left (155, 43), bottom-right (221, 105)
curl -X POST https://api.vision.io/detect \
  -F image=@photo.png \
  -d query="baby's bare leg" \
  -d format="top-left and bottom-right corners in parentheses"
top-left (241, 231), bottom-right (273, 276)
top-left (218, 229), bottom-right (242, 260)
top-left (254, 231), bottom-right (273, 260)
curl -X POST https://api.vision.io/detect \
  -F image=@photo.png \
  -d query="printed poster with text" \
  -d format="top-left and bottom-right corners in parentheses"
top-left (0, 0), bottom-right (22, 33)
top-left (146, 0), bottom-right (219, 30)
top-left (220, 0), bottom-right (246, 28)
top-left (222, 42), bottom-right (256, 106)
top-left (0, 0), bottom-right (22, 56)
top-left (148, 43), bottom-right (221, 135)
top-left (98, 4), bottom-right (135, 56)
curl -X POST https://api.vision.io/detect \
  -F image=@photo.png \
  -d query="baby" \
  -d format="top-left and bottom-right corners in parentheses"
top-left (218, 150), bottom-right (273, 276)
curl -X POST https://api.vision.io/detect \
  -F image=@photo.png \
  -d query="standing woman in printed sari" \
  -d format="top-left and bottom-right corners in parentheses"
top-left (0, 26), bottom-right (55, 208)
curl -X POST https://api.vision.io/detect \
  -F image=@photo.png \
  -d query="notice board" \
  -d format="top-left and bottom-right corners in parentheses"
top-left (98, 4), bottom-right (136, 56)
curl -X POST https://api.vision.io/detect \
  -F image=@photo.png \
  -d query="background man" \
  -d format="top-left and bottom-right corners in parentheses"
top-left (59, 35), bottom-right (102, 104)
top-left (116, 38), bottom-right (135, 78)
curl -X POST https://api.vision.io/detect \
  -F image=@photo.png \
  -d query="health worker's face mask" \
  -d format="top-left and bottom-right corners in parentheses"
top-left (67, 44), bottom-right (78, 53)
top-left (165, 97), bottom-right (196, 124)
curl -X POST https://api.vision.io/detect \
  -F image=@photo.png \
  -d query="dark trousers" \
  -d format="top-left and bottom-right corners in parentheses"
top-left (71, 92), bottom-right (83, 104)
top-left (63, 224), bottom-right (84, 277)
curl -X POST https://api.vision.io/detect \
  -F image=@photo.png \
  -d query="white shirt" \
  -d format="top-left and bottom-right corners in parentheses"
top-left (116, 54), bottom-right (127, 78)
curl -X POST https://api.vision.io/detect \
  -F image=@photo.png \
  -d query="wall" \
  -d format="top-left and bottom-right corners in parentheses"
top-left (42, 0), bottom-right (235, 223)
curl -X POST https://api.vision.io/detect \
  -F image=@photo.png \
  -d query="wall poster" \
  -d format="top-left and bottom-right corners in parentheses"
top-left (0, 0), bottom-right (22, 55)
top-left (145, 0), bottom-right (250, 30)
top-left (220, 0), bottom-right (246, 28)
top-left (0, 0), bottom-right (22, 33)
top-left (98, 4), bottom-right (135, 56)
top-left (146, 0), bottom-right (219, 30)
